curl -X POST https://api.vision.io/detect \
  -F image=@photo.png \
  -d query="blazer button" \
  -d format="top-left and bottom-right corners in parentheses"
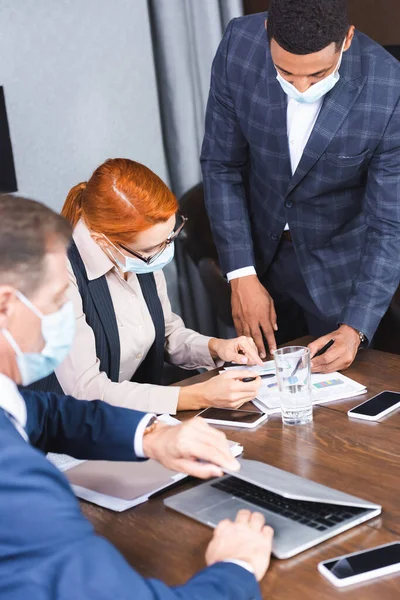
top-left (270, 234), bottom-right (279, 241)
top-left (285, 201), bottom-right (293, 208)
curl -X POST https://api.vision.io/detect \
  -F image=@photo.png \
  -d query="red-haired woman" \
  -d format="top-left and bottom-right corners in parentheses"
top-left (32, 159), bottom-right (262, 413)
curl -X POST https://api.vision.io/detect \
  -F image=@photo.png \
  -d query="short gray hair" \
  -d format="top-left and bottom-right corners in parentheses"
top-left (0, 194), bottom-right (72, 296)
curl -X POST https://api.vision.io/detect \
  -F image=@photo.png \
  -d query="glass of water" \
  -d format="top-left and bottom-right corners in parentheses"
top-left (273, 346), bottom-right (313, 425)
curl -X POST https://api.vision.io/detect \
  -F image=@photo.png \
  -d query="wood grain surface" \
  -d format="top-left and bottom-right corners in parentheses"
top-left (81, 338), bottom-right (400, 598)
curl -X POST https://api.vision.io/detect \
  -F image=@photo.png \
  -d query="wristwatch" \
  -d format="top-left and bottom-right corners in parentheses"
top-left (357, 330), bottom-right (367, 347)
top-left (143, 415), bottom-right (159, 436)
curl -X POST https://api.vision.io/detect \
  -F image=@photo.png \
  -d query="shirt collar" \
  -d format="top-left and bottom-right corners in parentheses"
top-left (0, 373), bottom-right (28, 437)
top-left (72, 219), bottom-right (115, 281)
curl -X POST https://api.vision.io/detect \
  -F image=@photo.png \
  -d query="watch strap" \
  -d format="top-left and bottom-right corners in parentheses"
top-left (143, 415), bottom-right (159, 436)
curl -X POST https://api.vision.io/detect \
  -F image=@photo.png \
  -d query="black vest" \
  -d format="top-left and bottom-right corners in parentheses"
top-left (26, 240), bottom-right (165, 394)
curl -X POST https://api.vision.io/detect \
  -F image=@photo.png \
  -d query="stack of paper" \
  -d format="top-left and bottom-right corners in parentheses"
top-left (47, 414), bottom-right (243, 512)
top-left (221, 362), bottom-right (367, 415)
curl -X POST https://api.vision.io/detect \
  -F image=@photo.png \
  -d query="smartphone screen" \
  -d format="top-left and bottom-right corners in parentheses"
top-left (323, 543), bottom-right (400, 580)
top-left (349, 391), bottom-right (400, 417)
top-left (199, 407), bottom-right (263, 424)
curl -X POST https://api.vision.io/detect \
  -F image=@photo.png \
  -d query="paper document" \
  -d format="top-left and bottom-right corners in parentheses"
top-left (47, 414), bottom-right (243, 512)
top-left (47, 453), bottom-right (84, 472)
top-left (222, 360), bottom-right (277, 376)
top-left (252, 371), bottom-right (366, 414)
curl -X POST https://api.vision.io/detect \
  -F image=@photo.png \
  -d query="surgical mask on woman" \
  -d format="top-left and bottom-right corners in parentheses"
top-left (103, 238), bottom-right (175, 275)
top-left (1, 291), bottom-right (76, 386)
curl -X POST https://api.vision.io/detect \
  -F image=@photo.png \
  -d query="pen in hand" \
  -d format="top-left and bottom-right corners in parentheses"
top-left (241, 373), bottom-right (276, 383)
top-left (242, 341), bottom-right (335, 383)
top-left (312, 339), bottom-right (335, 359)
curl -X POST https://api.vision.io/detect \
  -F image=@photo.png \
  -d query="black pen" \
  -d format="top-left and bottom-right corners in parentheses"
top-left (312, 339), bottom-right (335, 359)
top-left (242, 373), bottom-right (276, 383)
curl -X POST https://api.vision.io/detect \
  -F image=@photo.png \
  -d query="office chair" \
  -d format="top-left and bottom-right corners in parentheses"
top-left (179, 183), bottom-right (234, 329)
top-left (374, 287), bottom-right (400, 355)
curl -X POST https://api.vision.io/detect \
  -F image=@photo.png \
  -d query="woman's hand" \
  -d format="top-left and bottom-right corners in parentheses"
top-left (209, 336), bottom-right (264, 366)
top-left (178, 370), bottom-right (262, 411)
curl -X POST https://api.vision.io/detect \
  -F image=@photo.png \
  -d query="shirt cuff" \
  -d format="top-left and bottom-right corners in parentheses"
top-left (226, 267), bottom-right (256, 282)
top-left (144, 385), bottom-right (181, 415)
top-left (223, 559), bottom-right (254, 574)
top-left (133, 413), bottom-right (156, 458)
top-left (188, 335), bottom-right (224, 369)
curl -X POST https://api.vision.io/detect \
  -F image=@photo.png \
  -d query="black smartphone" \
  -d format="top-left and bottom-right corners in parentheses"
top-left (318, 542), bottom-right (400, 588)
top-left (197, 407), bottom-right (268, 429)
top-left (348, 390), bottom-right (400, 421)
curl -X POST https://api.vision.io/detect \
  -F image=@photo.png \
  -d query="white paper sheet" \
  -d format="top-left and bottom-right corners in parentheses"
top-left (252, 371), bottom-right (366, 414)
top-left (222, 359), bottom-right (277, 375)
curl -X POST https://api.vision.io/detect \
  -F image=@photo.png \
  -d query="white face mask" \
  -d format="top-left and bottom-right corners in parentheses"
top-left (115, 242), bottom-right (175, 274)
top-left (102, 236), bottom-right (175, 275)
top-left (1, 291), bottom-right (75, 386)
top-left (276, 42), bottom-right (346, 104)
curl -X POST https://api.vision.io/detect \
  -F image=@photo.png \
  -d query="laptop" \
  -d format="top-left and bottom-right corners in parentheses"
top-left (164, 459), bottom-right (381, 559)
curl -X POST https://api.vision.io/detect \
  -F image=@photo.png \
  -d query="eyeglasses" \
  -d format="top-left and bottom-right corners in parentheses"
top-left (118, 214), bottom-right (188, 265)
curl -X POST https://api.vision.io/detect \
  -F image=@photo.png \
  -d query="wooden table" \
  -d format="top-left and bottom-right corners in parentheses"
top-left (81, 338), bottom-right (400, 599)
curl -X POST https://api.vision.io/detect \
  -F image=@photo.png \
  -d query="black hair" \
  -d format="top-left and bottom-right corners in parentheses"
top-left (0, 195), bottom-right (72, 296)
top-left (267, 0), bottom-right (349, 55)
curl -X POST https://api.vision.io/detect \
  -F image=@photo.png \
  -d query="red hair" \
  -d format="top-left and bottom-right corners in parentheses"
top-left (62, 158), bottom-right (178, 245)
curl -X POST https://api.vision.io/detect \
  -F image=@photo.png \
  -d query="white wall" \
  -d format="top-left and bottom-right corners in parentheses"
top-left (0, 0), bottom-right (169, 211)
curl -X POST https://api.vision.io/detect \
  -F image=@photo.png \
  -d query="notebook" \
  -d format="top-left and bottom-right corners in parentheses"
top-left (47, 414), bottom-right (243, 512)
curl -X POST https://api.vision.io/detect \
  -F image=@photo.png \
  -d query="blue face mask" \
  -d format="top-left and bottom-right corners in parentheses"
top-left (106, 240), bottom-right (175, 275)
top-left (1, 291), bottom-right (76, 386)
top-left (276, 43), bottom-right (345, 104)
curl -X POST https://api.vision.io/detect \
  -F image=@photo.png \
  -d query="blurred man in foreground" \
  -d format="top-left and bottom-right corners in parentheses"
top-left (0, 194), bottom-right (273, 600)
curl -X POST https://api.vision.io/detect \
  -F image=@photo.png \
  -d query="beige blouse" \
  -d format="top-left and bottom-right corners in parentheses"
top-left (55, 220), bottom-right (216, 413)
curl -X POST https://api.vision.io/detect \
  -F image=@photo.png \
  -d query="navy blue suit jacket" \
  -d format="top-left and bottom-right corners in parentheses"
top-left (0, 390), bottom-right (260, 600)
top-left (201, 14), bottom-right (400, 340)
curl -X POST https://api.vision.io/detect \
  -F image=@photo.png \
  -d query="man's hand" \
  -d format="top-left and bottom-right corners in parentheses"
top-left (208, 336), bottom-right (264, 366)
top-left (205, 509), bottom-right (274, 582)
top-left (142, 417), bottom-right (240, 479)
top-left (231, 275), bottom-right (277, 359)
top-left (308, 325), bottom-right (360, 373)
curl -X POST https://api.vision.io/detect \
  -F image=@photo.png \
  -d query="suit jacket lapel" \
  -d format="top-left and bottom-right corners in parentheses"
top-left (286, 74), bottom-right (367, 197)
top-left (263, 55), bottom-right (293, 195)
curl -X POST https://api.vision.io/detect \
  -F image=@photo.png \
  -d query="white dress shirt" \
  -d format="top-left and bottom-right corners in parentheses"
top-left (55, 220), bottom-right (217, 414)
top-left (227, 96), bottom-right (323, 281)
top-left (0, 373), bottom-right (29, 441)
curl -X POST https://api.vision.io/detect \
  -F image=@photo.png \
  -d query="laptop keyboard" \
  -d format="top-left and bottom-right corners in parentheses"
top-left (212, 477), bottom-right (368, 532)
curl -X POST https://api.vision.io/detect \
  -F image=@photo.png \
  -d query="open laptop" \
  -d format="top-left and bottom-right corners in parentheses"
top-left (164, 459), bottom-right (381, 559)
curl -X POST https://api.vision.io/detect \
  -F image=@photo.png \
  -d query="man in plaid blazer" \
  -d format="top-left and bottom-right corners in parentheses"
top-left (201, 0), bottom-right (400, 373)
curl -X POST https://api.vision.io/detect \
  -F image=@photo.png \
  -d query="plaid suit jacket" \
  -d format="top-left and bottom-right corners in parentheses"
top-left (201, 13), bottom-right (400, 340)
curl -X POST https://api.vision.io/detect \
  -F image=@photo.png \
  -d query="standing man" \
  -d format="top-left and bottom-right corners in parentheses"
top-left (201, 0), bottom-right (400, 373)
top-left (0, 194), bottom-right (273, 600)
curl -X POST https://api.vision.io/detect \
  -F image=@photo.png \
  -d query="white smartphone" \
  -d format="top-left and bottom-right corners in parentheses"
top-left (347, 390), bottom-right (400, 421)
top-left (197, 407), bottom-right (268, 429)
top-left (318, 542), bottom-right (400, 588)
